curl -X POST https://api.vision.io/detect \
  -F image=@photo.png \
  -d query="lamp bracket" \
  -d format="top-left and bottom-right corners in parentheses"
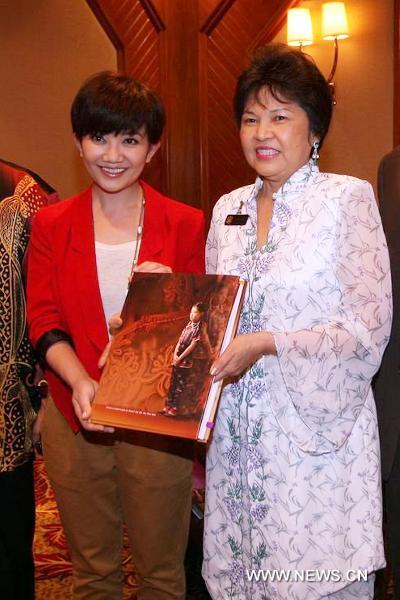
top-left (327, 37), bottom-right (339, 83)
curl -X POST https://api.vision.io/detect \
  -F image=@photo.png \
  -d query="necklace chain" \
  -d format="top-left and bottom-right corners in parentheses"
top-left (128, 187), bottom-right (145, 285)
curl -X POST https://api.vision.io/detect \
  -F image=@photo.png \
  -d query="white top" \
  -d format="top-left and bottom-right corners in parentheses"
top-left (95, 240), bottom-right (136, 334)
top-left (203, 162), bottom-right (392, 599)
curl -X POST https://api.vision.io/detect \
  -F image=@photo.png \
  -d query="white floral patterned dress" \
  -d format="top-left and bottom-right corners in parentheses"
top-left (203, 162), bottom-right (392, 600)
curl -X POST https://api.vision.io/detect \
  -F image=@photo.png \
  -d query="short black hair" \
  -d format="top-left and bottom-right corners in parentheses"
top-left (71, 71), bottom-right (165, 143)
top-left (234, 43), bottom-right (332, 148)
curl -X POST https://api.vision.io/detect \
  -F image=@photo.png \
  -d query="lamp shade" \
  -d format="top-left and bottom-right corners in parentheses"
top-left (322, 2), bottom-right (349, 40)
top-left (287, 8), bottom-right (313, 46)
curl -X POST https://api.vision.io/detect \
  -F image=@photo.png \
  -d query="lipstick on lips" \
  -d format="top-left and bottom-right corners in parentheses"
top-left (256, 147), bottom-right (279, 160)
top-left (100, 166), bottom-right (126, 177)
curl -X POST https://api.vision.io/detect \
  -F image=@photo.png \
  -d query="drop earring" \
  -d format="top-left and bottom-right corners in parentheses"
top-left (312, 141), bottom-right (320, 164)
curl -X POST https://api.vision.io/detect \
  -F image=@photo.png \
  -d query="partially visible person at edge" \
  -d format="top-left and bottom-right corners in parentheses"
top-left (0, 158), bottom-right (56, 600)
top-left (202, 43), bottom-right (392, 600)
top-left (373, 145), bottom-right (400, 600)
top-left (27, 71), bottom-right (205, 600)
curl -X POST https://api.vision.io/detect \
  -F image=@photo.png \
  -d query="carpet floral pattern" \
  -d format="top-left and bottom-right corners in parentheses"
top-left (34, 456), bottom-right (138, 599)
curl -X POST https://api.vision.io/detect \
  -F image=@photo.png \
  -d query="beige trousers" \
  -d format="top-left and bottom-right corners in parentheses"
top-left (41, 399), bottom-right (193, 600)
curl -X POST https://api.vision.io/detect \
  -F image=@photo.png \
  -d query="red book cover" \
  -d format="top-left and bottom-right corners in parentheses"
top-left (91, 272), bottom-right (246, 441)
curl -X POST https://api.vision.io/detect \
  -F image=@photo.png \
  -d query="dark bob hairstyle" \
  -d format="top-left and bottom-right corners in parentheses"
top-left (234, 43), bottom-right (333, 149)
top-left (71, 71), bottom-right (165, 144)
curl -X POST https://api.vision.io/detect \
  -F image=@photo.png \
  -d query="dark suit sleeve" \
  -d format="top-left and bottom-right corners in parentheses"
top-left (374, 150), bottom-right (400, 480)
top-left (377, 155), bottom-right (384, 205)
top-left (378, 154), bottom-right (389, 228)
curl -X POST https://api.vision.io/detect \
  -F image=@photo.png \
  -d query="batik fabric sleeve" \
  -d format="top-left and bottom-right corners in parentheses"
top-left (0, 174), bottom-right (49, 471)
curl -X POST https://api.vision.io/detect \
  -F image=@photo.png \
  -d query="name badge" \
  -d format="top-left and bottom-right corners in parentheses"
top-left (225, 214), bottom-right (249, 226)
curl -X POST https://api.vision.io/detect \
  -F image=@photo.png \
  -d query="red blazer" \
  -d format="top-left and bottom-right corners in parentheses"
top-left (27, 181), bottom-right (205, 432)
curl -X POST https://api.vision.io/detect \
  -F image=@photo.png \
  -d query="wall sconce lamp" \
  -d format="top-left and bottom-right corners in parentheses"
top-left (287, 8), bottom-right (314, 49)
top-left (321, 2), bottom-right (349, 83)
top-left (287, 2), bottom-right (349, 103)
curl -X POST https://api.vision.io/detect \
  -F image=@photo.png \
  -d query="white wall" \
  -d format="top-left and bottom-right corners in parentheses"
top-left (275, 0), bottom-right (394, 192)
top-left (0, 0), bottom-right (117, 198)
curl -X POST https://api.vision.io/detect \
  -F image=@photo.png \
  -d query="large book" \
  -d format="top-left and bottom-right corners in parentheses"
top-left (91, 272), bottom-right (246, 442)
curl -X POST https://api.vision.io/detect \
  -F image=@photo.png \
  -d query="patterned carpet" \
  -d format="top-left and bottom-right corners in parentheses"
top-left (33, 456), bottom-right (138, 599)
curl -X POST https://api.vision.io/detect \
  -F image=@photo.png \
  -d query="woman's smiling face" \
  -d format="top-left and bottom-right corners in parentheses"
top-left (74, 129), bottom-right (159, 195)
top-left (240, 86), bottom-right (316, 192)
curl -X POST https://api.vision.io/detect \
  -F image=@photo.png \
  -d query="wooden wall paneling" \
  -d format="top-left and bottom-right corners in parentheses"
top-left (199, 0), bottom-right (225, 25)
top-left (138, 0), bottom-right (165, 32)
top-left (199, 31), bottom-right (210, 218)
top-left (201, 0), bottom-right (303, 209)
top-left (206, 37), bottom-right (250, 207)
top-left (160, 0), bottom-right (201, 206)
top-left (86, 0), bottom-right (125, 70)
top-left (395, 0), bottom-right (400, 147)
top-left (203, 2), bottom-right (248, 209)
top-left (150, 0), bottom-right (165, 22)
top-left (200, 0), bottom-right (236, 34)
top-left (249, 0), bottom-right (299, 51)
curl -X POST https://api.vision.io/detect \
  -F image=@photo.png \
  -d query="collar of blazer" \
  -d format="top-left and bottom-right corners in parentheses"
top-left (68, 182), bottom-right (167, 353)
top-left (69, 180), bottom-right (166, 260)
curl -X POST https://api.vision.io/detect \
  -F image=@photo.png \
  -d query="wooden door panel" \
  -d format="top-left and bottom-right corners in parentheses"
top-left (203, 0), bottom-right (299, 210)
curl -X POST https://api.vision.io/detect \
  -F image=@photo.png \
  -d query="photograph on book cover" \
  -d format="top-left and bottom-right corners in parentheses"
top-left (92, 272), bottom-right (244, 440)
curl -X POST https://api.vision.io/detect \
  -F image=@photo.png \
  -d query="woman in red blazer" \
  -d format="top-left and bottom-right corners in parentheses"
top-left (27, 72), bottom-right (205, 600)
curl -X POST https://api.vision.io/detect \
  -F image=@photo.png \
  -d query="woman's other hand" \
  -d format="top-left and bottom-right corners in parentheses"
top-left (109, 313), bottom-right (123, 336)
top-left (72, 377), bottom-right (114, 433)
top-left (134, 261), bottom-right (172, 273)
top-left (210, 332), bottom-right (276, 381)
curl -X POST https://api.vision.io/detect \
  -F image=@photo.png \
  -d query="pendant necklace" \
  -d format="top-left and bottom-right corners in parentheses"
top-left (128, 187), bottom-right (145, 286)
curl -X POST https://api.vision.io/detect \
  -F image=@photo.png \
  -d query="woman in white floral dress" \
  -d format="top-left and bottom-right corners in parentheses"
top-left (203, 43), bottom-right (392, 600)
